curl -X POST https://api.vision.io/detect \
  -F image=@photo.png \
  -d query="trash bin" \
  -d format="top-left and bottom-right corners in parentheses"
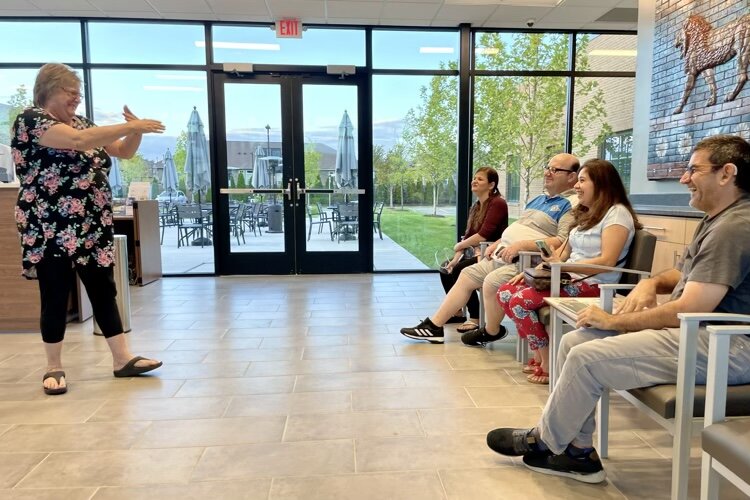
top-left (266, 204), bottom-right (283, 233)
top-left (93, 235), bottom-right (132, 335)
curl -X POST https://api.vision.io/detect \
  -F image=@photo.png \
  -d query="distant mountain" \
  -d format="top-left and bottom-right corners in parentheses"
top-left (138, 135), bottom-right (180, 161)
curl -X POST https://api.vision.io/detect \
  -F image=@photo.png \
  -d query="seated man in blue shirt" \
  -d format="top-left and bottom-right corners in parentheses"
top-left (400, 153), bottom-right (579, 344)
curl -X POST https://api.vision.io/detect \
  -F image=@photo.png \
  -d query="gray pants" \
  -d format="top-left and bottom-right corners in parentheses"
top-left (537, 326), bottom-right (750, 454)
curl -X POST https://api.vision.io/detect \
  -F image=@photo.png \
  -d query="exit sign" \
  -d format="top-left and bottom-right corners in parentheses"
top-left (275, 19), bottom-right (302, 38)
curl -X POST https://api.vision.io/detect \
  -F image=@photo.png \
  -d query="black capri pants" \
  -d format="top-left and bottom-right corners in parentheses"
top-left (36, 255), bottom-right (124, 343)
top-left (439, 256), bottom-right (480, 319)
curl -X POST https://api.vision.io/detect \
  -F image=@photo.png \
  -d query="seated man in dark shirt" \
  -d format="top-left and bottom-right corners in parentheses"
top-left (486, 135), bottom-right (750, 484)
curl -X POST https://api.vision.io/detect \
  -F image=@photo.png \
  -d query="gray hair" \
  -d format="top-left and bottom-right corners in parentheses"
top-left (33, 63), bottom-right (81, 107)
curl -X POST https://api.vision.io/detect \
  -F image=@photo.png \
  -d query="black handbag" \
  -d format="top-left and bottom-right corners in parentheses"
top-left (523, 268), bottom-right (573, 291)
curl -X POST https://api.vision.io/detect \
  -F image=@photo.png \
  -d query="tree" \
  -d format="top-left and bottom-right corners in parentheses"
top-left (120, 153), bottom-right (150, 187)
top-left (401, 73), bottom-right (458, 215)
top-left (234, 170), bottom-right (246, 203)
top-left (172, 130), bottom-right (188, 190)
top-left (473, 33), bottom-right (610, 204)
top-left (1, 84), bottom-right (32, 144)
top-left (304, 140), bottom-right (322, 187)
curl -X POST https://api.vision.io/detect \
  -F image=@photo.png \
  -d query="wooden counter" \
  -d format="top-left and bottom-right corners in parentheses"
top-left (0, 185), bottom-right (92, 333)
top-left (0, 185), bottom-right (41, 331)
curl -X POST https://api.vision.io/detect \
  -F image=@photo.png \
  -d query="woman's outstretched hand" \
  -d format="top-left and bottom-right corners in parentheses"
top-left (122, 105), bottom-right (139, 122)
top-left (122, 106), bottom-right (165, 134)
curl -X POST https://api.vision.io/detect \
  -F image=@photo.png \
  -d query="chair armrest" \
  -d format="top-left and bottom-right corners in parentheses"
top-left (518, 251), bottom-right (542, 270)
top-left (704, 324), bottom-right (750, 425)
top-left (598, 284), bottom-right (636, 291)
top-left (554, 262), bottom-right (651, 278)
top-left (677, 312), bottom-right (750, 324)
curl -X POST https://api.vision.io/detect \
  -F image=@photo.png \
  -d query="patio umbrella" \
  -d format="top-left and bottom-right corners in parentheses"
top-left (251, 145), bottom-right (272, 189)
top-left (334, 110), bottom-right (357, 201)
top-left (184, 107), bottom-right (212, 245)
top-left (161, 148), bottom-right (179, 203)
top-left (108, 157), bottom-right (123, 198)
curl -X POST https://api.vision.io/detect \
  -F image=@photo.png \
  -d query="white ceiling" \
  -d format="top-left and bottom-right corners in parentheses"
top-left (0, 0), bottom-right (638, 30)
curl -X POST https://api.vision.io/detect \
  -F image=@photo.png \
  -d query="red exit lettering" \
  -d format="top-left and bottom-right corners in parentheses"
top-left (276, 19), bottom-right (302, 38)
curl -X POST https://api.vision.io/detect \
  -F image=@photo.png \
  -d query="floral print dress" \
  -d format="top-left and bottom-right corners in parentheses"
top-left (11, 107), bottom-right (115, 279)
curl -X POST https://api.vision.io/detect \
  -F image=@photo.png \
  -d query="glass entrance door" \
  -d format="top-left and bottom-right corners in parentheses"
top-left (213, 73), bottom-right (370, 274)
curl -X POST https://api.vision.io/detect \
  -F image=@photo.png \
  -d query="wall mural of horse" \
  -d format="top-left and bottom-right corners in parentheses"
top-left (673, 13), bottom-right (750, 114)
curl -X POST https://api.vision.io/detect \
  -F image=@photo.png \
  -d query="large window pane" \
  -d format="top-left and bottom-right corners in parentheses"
top-left (90, 69), bottom-right (211, 274)
top-left (473, 76), bottom-right (568, 215)
top-left (474, 32), bottom-right (569, 71)
top-left (88, 22), bottom-right (206, 65)
top-left (574, 77), bottom-right (635, 190)
top-left (212, 26), bottom-right (364, 66)
top-left (0, 21), bottom-right (82, 63)
top-left (576, 34), bottom-right (637, 72)
top-left (1, 67), bottom-right (87, 183)
top-left (372, 75), bottom-right (458, 271)
top-left (372, 30), bottom-right (459, 70)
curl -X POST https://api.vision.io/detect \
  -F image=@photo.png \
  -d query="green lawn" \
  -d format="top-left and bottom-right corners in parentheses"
top-left (380, 208), bottom-right (457, 267)
top-left (380, 207), bottom-right (517, 268)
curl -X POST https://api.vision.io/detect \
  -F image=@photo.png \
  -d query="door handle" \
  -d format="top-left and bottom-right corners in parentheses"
top-left (295, 179), bottom-right (303, 200)
top-left (284, 179), bottom-right (293, 201)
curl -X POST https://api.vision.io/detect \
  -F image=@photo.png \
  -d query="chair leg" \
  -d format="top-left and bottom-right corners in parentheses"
top-left (701, 453), bottom-right (721, 500)
top-left (596, 390), bottom-right (609, 458)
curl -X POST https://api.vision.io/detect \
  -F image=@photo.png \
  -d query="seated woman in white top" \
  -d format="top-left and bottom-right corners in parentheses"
top-left (497, 159), bottom-right (640, 384)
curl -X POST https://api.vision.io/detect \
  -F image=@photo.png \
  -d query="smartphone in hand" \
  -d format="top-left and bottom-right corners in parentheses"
top-left (535, 239), bottom-right (553, 258)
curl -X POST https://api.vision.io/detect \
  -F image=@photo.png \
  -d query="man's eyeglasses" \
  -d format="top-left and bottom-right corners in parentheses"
top-left (682, 163), bottom-right (722, 177)
top-left (543, 165), bottom-right (575, 174)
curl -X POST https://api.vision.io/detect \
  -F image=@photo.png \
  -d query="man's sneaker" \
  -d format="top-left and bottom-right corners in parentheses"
top-left (486, 427), bottom-right (544, 456)
top-left (522, 445), bottom-right (607, 484)
top-left (461, 325), bottom-right (507, 346)
top-left (400, 318), bottom-right (444, 344)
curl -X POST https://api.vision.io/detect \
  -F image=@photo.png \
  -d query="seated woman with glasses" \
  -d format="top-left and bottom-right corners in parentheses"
top-left (498, 159), bottom-right (640, 384)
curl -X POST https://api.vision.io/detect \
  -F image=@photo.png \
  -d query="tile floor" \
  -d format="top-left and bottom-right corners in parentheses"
top-left (0, 274), bottom-right (745, 499)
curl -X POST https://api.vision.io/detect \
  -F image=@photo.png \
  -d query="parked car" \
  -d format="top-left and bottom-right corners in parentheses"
top-left (156, 190), bottom-right (188, 204)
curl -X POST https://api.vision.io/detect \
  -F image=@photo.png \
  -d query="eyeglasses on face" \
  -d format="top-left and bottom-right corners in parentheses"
top-left (682, 163), bottom-right (722, 177)
top-left (61, 88), bottom-right (83, 99)
top-left (543, 165), bottom-right (574, 174)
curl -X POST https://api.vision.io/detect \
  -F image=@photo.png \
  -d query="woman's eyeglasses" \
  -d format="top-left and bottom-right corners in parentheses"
top-left (62, 88), bottom-right (83, 100)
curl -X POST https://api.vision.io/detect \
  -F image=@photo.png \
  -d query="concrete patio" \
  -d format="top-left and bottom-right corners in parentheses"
top-left (157, 219), bottom-right (429, 274)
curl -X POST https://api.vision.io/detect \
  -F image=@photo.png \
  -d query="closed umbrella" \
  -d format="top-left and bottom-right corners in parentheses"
top-left (184, 107), bottom-right (212, 245)
top-left (335, 110), bottom-right (358, 201)
top-left (108, 157), bottom-right (123, 198)
top-left (251, 145), bottom-right (272, 189)
top-left (161, 148), bottom-right (179, 203)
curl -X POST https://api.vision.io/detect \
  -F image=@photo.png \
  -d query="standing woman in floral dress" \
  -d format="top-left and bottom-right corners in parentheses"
top-left (12, 63), bottom-right (165, 395)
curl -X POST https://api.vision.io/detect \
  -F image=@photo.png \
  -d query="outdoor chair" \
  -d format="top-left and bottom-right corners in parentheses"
top-left (373, 201), bottom-right (384, 239)
top-left (333, 203), bottom-right (359, 243)
top-left (158, 203), bottom-right (178, 245)
top-left (176, 204), bottom-right (207, 248)
top-left (316, 203), bottom-right (333, 232)
top-left (307, 204), bottom-right (332, 241)
top-left (243, 203), bottom-right (264, 237)
top-left (228, 203), bottom-right (246, 245)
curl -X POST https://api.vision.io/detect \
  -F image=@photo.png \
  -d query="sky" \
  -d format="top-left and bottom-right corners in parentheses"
top-left (0, 20), bottom-right (461, 160)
